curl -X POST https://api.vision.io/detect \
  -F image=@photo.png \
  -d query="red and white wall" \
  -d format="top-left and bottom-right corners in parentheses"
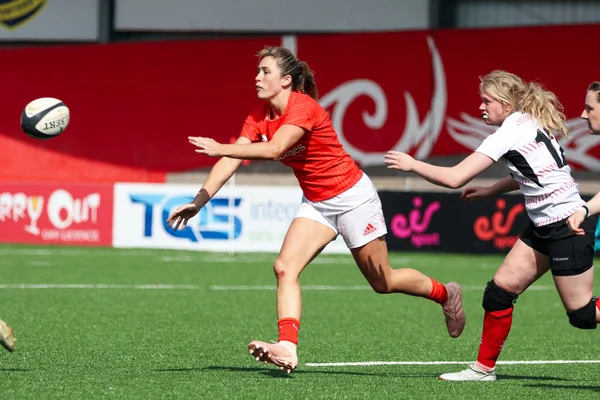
top-left (1, 25), bottom-right (600, 184)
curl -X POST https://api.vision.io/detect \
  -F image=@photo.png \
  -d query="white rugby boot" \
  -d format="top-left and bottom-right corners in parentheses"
top-left (439, 363), bottom-right (496, 381)
top-left (248, 340), bottom-right (298, 373)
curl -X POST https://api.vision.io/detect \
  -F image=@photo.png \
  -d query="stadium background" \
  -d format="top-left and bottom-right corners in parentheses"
top-left (2, 0), bottom-right (599, 255)
top-left (3, 2), bottom-right (600, 399)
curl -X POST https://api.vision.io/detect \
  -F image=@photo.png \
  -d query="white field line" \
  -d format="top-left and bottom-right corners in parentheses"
top-left (0, 284), bottom-right (558, 291)
top-left (0, 284), bottom-right (202, 290)
top-left (210, 285), bottom-right (557, 291)
top-left (27, 261), bottom-right (54, 267)
top-left (305, 360), bottom-right (600, 367)
top-left (0, 249), bottom-right (162, 256)
top-left (157, 256), bottom-right (370, 265)
top-left (0, 249), bottom-right (354, 264)
top-left (0, 248), bottom-right (433, 265)
top-left (0, 248), bottom-right (505, 269)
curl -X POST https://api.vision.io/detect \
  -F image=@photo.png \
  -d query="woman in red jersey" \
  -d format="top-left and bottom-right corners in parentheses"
top-left (166, 46), bottom-right (464, 373)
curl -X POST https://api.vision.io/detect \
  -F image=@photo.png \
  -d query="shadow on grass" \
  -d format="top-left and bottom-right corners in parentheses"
top-left (155, 365), bottom-right (441, 379)
top-left (155, 367), bottom-right (577, 382)
top-left (523, 383), bottom-right (600, 392)
top-left (0, 368), bottom-right (30, 372)
top-left (492, 374), bottom-right (569, 382)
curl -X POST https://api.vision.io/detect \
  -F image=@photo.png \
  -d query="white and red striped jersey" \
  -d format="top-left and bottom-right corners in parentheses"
top-left (476, 112), bottom-right (584, 227)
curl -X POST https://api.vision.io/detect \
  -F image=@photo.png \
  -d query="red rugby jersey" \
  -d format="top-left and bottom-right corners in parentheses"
top-left (239, 91), bottom-right (363, 201)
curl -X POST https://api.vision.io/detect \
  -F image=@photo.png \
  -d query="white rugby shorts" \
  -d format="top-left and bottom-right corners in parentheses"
top-left (294, 173), bottom-right (387, 249)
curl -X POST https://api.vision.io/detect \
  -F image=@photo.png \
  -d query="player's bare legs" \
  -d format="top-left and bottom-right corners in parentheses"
top-left (440, 240), bottom-right (549, 381)
top-left (249, 217), bottom-right (336, 372)
top-left (351, 236), bottom-right (465, 338)
top-left (554, 267), bottom-right (600, 322)
top-left (0, 318), bottom-right (15, 352)
top-left (351, 236), bottom-right (434, 295)
top-left (492, 240), bottom-right (549, 294)
top-left (274, 218), bottom-right (336, 320)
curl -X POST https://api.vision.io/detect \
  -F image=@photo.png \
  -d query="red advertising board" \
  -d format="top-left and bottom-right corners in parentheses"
top-left (0, 183), bottom-right (114, 246)
top-left (0, 25), bottom-right (599, 183)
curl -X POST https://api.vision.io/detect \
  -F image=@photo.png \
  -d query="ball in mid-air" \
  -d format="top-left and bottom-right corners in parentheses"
top-left (21, 97), bottom-right (70, 140)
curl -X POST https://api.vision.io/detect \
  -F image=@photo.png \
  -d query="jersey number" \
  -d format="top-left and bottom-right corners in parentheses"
top-left (535, 130), bottom-right (567, 168)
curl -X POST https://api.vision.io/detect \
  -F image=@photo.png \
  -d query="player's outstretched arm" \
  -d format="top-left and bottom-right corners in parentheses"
top-left (384, 151), bottom-right (495, 189)
top-left (166, 137), bottom-right (249, 231)
top-left (461, 176), bottom-right (519, 201)
top-left (189, 125), bottom-right (305, 161)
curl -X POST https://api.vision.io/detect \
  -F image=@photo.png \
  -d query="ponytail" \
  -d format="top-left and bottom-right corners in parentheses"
top-left (521, 82), bottom-right (567, 137)
top-left (296, 61), bottom-right (318, 101)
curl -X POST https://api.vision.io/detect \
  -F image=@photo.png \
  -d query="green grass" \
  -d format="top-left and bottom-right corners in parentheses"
top-left (0, 244), bottom-right (599, 399)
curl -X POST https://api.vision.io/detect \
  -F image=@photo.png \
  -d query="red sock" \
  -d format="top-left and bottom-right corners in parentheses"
top-left (596, 298), bottom-right (600, 311)
top-left (426, 278), bottom-right (448, 304)
top-left (278, 318), bottom-right (300, 345)
top-left (476, 308), bottom-right (513, 369)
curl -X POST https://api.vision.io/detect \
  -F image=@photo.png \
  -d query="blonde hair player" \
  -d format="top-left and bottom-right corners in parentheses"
top-left (167, 46), bottom-right (465, 373)
top-left (385, 70), bottom-right (597, 381)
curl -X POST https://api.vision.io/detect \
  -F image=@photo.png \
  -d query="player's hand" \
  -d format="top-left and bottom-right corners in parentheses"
top-left (461, 186), bottom-right (491, 201)
top-left (166, 203), bottom-right (200, 231)
top-left (189, 136), bottom-right (224, 157)
top-left (566, 209), bottom-right (586, 235)
top-left (384, 151), bottom-right (414, 172)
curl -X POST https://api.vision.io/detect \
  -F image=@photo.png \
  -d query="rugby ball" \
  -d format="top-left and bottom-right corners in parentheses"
top-left (20, 97), bottom-right (70, 140)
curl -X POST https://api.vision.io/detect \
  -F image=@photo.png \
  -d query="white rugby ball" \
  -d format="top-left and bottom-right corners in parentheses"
top-left (20, 97), bottom-right (70, 140)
